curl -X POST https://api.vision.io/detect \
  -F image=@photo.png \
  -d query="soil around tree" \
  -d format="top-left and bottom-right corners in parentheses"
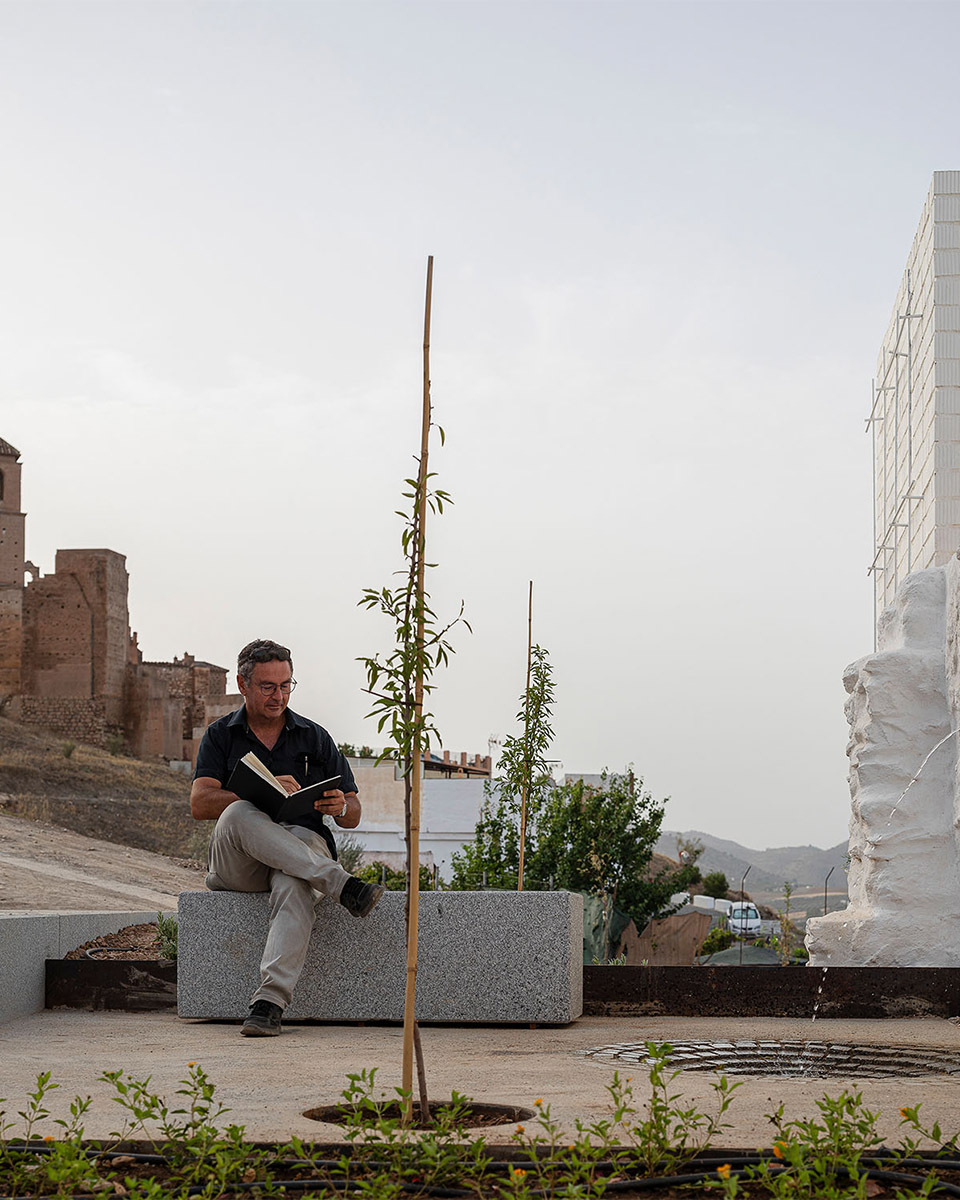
top-left (303, 1100), bottom-right (536, 1130)
top-left (64, 922), bottom-right (169, 961)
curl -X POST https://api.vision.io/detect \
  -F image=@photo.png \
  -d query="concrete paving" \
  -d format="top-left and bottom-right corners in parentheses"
top-left (5, 1010), bottom-right (960, 1148)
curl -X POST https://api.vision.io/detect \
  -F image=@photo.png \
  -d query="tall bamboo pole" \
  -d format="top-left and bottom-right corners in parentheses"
top-left (517, 580), bottom-right (533, 891)
top-left (402, 255), bottom-right (433, 1120)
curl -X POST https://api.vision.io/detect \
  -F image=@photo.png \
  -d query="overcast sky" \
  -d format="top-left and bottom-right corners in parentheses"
top-left (2, 0), bottom-right (955, 850)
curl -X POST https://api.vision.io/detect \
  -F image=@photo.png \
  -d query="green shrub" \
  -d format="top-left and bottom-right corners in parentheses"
top-left (700, 926), bottom-right (734, 955)
top-left (702, 871), bottom-right (729, 899)
top-left (356, 862), bottom-right (435, 891)
top-left (155, 911), bottom-right (178, 960)
top-left (61, 741), bottom-right (76, 759)
top-left (336, 833), bottom-right (365, 874)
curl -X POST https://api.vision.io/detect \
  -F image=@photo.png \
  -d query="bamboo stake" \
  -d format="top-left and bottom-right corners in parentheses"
top-left (401, 255), bottom-right (433, 1121)
top-left (517, 580), bottom-right (533, 891)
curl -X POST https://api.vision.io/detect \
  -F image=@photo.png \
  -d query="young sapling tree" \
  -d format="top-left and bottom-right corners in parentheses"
top-left (358, 256), bottom-right (468, 1123)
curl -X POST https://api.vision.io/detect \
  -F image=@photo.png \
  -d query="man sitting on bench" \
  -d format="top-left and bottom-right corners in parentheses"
top-left (190, 638), bottom-right (383, 1037)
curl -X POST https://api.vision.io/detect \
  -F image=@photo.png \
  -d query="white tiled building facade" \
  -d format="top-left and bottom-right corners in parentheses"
top-left (870, 171), bottom-right (960, 622)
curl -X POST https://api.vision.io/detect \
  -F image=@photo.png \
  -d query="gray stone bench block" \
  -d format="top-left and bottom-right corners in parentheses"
top-left (178, 889), bottom-right (583, 1024)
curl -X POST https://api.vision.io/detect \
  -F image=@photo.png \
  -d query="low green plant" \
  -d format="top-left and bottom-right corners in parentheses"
top-left (747, 1089), bottom-right (884, 1200)
top-left (99, 1062), bottom-right (253, 1187)
top-left (155, 912), bottom-right (177, 960)
top-left (625, 1045), bottom-right (741, 1174)
top-left (775, 882), bottom-right (799, 965)
top-left (5, 1051), bottom-right (960, 1199)
top-left (701, 926), bottom-right (734, 956)
top-left (61, 741), bottom-right (76, 759)
top-left (336, 832), bottom-right (366, 874)
top-left (355, 862), bottom-right (435, 891)
top-left (336, 1067), bottom-right (490, 1190)
top-left (106, 731), bottom-right (124, 756)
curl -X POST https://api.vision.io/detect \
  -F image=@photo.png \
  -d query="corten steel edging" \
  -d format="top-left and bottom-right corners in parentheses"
top-left (44, 961), bottom-right (960, 1020)
top-left (583, 966), bottom-right (960, 1019)
top-left (45, 960), bottom-right (177, 1012)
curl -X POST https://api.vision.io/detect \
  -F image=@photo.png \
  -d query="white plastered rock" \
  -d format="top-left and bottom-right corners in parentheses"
top-left (806, 562), bottom-right (960, 965)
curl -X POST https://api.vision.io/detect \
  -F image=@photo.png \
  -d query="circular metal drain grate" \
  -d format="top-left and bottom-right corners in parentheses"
top-left (583, 1040), bottom-right (960, 1078)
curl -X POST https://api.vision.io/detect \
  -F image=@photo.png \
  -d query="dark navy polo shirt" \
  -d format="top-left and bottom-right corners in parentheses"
top-left (194, 706), bottom-right (358, 860)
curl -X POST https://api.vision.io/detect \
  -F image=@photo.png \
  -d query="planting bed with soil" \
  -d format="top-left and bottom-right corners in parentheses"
top-left (6, 1053), bottom-right (960, 1200)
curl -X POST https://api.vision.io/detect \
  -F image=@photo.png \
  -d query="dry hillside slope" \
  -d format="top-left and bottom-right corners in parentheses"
top-left (0, 716), bottom-right (204, 860)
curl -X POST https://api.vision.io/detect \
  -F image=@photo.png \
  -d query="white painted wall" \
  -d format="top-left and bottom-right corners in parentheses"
top-left (345, 763), bottom-right (488, 878)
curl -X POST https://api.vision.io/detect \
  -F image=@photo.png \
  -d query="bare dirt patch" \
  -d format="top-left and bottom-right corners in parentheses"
top-left (0, 716), bottom-right (208, 910)
top-left (0, 811), bottom-right (206, 911)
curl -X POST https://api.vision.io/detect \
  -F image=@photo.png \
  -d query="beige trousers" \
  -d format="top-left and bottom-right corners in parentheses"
top-left (205, 799), bottom-right (350, 1009)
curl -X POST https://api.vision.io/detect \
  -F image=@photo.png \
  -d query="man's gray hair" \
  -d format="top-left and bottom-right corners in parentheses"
top-left (237, 639), bottom-right (293, 684)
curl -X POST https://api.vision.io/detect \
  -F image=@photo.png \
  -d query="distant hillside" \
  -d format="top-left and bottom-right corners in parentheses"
top-left (0, 716), bottom-right (201, 859)
top-left (657, 829), bottom-right (848, 891)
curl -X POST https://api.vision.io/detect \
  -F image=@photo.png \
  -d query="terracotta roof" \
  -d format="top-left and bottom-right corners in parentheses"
top-left (0, 438), bottom-right (21, 460)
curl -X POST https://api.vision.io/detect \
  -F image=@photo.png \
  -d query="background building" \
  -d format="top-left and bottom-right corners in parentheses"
top-left (0, 436), bottom-right (238, 761)
top-left (870, 171), bottom-right (960, 623)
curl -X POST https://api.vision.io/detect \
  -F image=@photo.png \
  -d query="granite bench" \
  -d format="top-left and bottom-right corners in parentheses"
top-left (177, 889), bottom-right (583, 1024)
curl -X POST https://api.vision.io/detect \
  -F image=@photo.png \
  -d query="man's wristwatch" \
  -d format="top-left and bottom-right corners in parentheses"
top-left (338, 797), bottom-right (349, 819)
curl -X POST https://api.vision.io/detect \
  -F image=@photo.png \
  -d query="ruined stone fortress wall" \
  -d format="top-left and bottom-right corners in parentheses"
top-left (18, 697), bottom-right (108, 746)
top-left (22, 549), bottom-right (129, 710)
top-left (0, 437), bottom-right (239, 760)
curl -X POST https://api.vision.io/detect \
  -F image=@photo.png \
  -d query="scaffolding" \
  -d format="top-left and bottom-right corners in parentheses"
top-left (866, 269), bottom-right (924, 645)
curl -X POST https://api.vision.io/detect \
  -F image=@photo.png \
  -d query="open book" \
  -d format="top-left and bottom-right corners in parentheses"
top-left (226, 751), bottom-right (341, 823)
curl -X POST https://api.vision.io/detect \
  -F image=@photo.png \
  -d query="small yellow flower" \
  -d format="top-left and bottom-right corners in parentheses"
top-left (567, 1144), bottom-right (575, 1151)
top-left (515, 1124), bottom-right (525, 1134)
top-left (188, 1061), bottom-right (197, 1067)
top-left (43, 1136), bottom-right (55, 1143)
top-left (513, 1168), bottom-right (526, 1179)
top-left (717, 1164), bottom-right (731, 1180)
top-left (534, 1098), bottom-right (543, 1107)
top-left (773, 1143), bottom-right (786, 1160)
top-left (900, 1107), bottom-right (909, 1118)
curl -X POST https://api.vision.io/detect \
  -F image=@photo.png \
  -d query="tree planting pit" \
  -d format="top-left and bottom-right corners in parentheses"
top-left (583, 1039), bottom-right (960, 1078)
top-left (303, 1100), bottom-right (536, 1131)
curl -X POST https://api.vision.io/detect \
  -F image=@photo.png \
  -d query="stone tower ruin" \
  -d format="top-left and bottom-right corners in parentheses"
top-left (0, 435), bottom-right (239, 761)
top-left (0, 437), bottom-right (26, 697)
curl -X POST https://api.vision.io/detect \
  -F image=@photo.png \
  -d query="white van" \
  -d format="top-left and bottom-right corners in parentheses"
top-left (728, 902), bottom-right (762, 936)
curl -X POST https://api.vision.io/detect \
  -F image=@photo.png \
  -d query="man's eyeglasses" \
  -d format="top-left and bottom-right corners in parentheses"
top-left (256, 679), bottom-right (297, 696)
